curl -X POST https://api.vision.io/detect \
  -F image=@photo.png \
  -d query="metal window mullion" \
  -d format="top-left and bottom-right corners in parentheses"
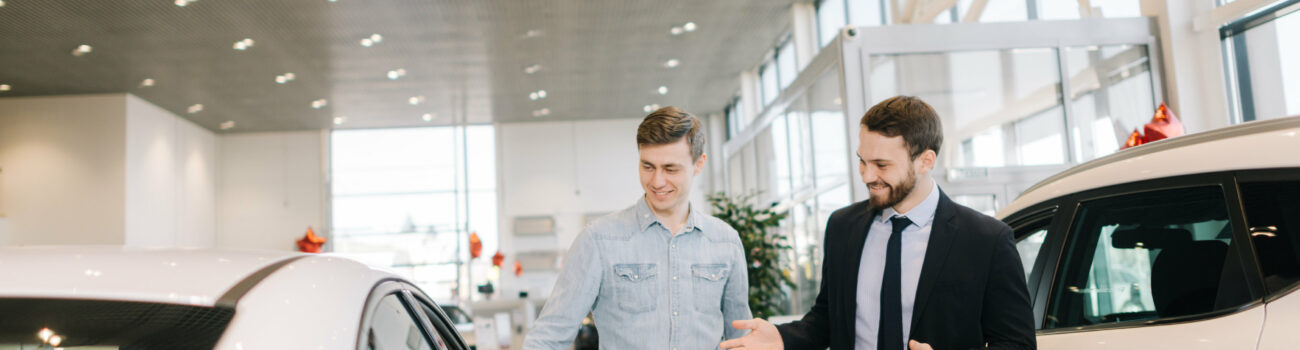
top-left (1057, 46), bottom-right (1080, 164)
top-left (1232, 34), bottom-right (1257, 122)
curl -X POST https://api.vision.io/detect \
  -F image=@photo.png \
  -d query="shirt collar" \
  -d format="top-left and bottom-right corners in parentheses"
top-left (877, 179), bottom-right (940, 229)
top-left (636, 197), bottom-right (702, 234)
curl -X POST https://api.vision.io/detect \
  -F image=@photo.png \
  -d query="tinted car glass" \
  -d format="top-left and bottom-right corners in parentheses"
top-left (1239, 180), bottom-right (1300, 296)
top-left (1045, 186), bottom-right (1253, 328)
top-left (366, 294), bottom-right (435, 350)
top-left (0, 298), bottom-right (233, 349)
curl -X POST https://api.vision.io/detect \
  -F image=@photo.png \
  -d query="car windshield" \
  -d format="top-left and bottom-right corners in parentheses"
top-left (0, 298), bottom-right (234, 349)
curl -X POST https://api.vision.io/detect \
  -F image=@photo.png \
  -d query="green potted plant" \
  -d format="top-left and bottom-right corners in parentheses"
top-left (707, 192), bottom-right (794, 320)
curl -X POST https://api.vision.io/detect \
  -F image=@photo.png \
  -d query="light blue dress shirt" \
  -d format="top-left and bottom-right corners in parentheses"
top-left (523, 198), bottom-right (752, 350)
top-left (855, 180), bottom-right (940, 350)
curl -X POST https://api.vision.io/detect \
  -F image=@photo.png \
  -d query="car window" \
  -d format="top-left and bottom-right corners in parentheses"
top-left (366, 294), bottom-right (437, 350)
top-left (1015, 223), bottom-right (1050, 282)
top-left (440, 305), bottom-right (472, 325)
top-left (1239, 180), bottom-right (1300, 296)
top-left (1045, 186), bottom-right (1252, 329)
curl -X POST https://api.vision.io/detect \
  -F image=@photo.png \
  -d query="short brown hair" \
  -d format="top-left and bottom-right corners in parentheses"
top-left (860, 96), bottom-right (943, 159)
top-left (637, 106), bottom-right (706, 160)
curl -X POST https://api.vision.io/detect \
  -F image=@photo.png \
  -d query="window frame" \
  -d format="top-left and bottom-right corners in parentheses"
top-left (1219, 0), bottom-right (1300, 123)
top-left (358, 279), bottom-right (463, 350)
top-left (1003, 202), bottom-right (1066, 329)
top-left (1026, 171), bottom-right (1267, 335)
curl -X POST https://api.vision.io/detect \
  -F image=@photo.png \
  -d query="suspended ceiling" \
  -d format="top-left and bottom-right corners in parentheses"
top-left (0, 0), bottom-right (795, 132)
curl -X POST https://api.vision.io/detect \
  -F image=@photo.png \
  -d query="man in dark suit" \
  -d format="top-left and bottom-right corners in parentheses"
top-left (721, 96), bottom-right (1035, 350)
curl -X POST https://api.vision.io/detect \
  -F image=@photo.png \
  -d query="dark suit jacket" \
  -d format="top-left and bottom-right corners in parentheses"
top-left (777, 190), bottom-right (1036, 350)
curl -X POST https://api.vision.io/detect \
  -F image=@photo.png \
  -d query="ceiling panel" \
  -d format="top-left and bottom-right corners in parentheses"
top-left (0, 0), bottom-right (794, 132)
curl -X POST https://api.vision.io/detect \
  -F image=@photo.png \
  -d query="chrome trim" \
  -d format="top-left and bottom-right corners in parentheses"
top-left (1036, 299), bottom-right (1265, 335)
top-left (1020, 116), bottom-right (1300, 197)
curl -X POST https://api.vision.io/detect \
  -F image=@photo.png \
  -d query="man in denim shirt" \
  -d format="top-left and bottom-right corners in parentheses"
top-left (523, 107), bottom-right (752, 350)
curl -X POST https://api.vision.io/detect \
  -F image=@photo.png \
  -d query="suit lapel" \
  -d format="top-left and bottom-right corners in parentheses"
top-left (910, 191), bottom-right (958, 331)
top-left (845, 204), bottom-right (879, 326)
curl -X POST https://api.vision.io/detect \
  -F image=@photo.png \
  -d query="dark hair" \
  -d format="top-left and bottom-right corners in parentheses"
top-left (860, 96), bottom-right (943, 159)
top-left (637, 106), bottom-right (706, 160)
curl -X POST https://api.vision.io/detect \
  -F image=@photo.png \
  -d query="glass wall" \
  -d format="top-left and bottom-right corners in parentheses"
top-left (867, 45), bottom-right (1156, 169)
top-left (1222, 3), bottom-right (1300, 123)
top-left (331, 125), bottom-right (497, 302)
top-left (726, 66), bottom-right (850, 313)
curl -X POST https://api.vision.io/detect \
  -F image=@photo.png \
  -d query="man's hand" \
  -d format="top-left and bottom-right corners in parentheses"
top-left (719, 319), bottom-right (783, 350)
top-left (909, 340), bottom-right (933, 350)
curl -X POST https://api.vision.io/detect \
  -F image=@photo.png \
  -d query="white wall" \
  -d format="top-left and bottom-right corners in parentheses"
top-left (216, 130), bottom-right (327, 251)
top-left (124, 95), bottom-right (217, 248)
top-left (0, 94), bottom-right (128, 245)
top-left (495, 118), bottom-right (720, 298)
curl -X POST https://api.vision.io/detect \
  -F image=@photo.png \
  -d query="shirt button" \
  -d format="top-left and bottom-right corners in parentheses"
top-left (673, 276), bottom-right (678, 280)
top-left (673, 312), bottom-right (678, 316)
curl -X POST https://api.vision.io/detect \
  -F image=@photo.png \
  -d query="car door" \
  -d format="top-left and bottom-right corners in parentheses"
top-left (1034, 174), bottom-right (1265, 349)
top-left (1236, 169), bottom-right (1300, 350)
top-left (1003, 203), bottom-right (1061, 329)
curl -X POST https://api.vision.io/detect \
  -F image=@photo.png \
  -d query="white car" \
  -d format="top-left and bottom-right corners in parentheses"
top-left (0, 247), bottom-right (471, 350)
top-left (996, 115), bottom-right (1300, 349)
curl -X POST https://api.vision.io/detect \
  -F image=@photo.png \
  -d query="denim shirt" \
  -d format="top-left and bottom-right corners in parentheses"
top-left (523, 198), bottom-right (752, 350)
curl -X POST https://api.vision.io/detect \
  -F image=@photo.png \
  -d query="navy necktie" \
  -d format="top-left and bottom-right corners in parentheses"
top-left (879, 215), bottom-right (912, 350)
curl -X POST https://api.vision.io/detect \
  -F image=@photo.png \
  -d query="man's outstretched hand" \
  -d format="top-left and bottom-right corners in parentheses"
top-left (909, 340), bottom-right (933, 350)
top-left (719, 319), bottom-right (783, 350)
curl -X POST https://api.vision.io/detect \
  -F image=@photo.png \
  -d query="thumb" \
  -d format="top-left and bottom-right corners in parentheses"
top-left (731, 319), bottom-right (760, 330)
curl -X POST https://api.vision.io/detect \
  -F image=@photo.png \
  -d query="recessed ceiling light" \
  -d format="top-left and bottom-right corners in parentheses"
top-left (233, 38), bottom-right (254, 51)
top-left (187, 104), bottom-right (204, 114)
top-left (524, 64), bottom-right (541, 74)
top-left (174, 0), bottom-right (192, 7)
top-left (220, 121), bottom-right (235, 130)
top-left (532, 108), bottom-right (550, 117)
top-left (72, 44), bottom-right (93, 57)
top-left (0, 84), bottom-right (10, 92)
top-left (408, 96), bottom-right (425, 105)
top-left (537, 90), bottom-right (547, 98)
top-left (48, 335), bottom-right (62, 347)
top-left (311, 99), bottom-right (328, 109)
top-left (657, 86), bottom-right (668, 95)
top-left (663, 59), bottom-right (680, 68)
top-left (360, 38), bottom-right (374, 47)
top-left (523, 29), bottom-right (543, 39)
top-left (643, 104), bottom-right (661, 113)
top-left (0, 0), bottom-right (7, 7)
top-left (369, 34), bottom-right (383, 43)
top-left (683, 22), bottom-right (697, 32)
top-left (670, 26), bottom-right (684, 36)
top-left (422, 113), bottom-right (435, 121)
top-left (38, 328), bottom-right (53, 342)
top-left (529, 92), bottom-right (538, 101)
top-left (140, 79), bottom-right (155, 87)
top-left (275, 75), bottom-right (288, 84)
top-left (333, 116), bottom-right (345, 125)
top-left (386, 68), bottom-right (406, 80)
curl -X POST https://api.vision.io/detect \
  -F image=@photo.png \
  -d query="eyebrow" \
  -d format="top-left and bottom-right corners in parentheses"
top-left (855, 152), bottom-right (891, 163)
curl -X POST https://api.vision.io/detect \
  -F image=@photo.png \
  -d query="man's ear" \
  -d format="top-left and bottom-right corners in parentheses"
top-left (694, 153), bottom-right (708, 176)
top-left (917, 149), bottom-right (937, 174)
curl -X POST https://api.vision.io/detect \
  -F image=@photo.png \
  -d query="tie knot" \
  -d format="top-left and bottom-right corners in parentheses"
top-left (891, 216), bottom-right (912, 234)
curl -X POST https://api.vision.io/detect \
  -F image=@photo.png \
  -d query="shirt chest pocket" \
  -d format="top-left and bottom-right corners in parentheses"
top-left (691, 263), bottom-right (730, 312)
top-left (613, 263), bottom-right (658, 313)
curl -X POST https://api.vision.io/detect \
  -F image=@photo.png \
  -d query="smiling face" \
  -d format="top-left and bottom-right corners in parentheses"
top-left (639, 138), bottom-right (705, 216)
top-left (858, 126), bottom-right (934, 211)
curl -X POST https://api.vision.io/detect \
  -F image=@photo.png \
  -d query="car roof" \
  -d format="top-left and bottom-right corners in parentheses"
top-left (0, 246), bottom-right (391, 308)
top-left (998, 115), bottom-right (1300, 218)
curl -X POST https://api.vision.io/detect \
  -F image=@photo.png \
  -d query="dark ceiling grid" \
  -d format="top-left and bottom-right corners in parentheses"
top-left (0, 0), bottom-right (795, 132)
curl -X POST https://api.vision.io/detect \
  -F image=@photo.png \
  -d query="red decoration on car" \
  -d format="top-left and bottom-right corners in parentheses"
top-left (1122, 103), bottom-right (1185, 149)
top-left (469, 232), bottom-right (483, 259)
top-left (296, 226), bottom-right (326, 253)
